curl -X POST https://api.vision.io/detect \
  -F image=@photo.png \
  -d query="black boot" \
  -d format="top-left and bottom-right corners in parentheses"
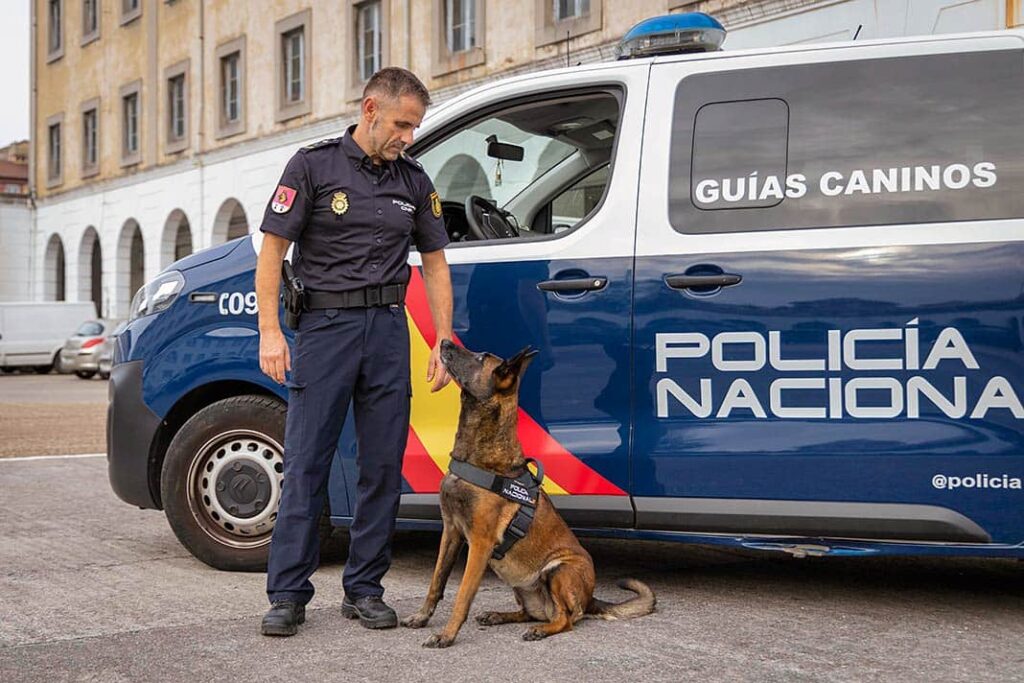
top-left (261, 601), bottom-right (306, 636)
top-left (342, 595), bottom-right (398, 629)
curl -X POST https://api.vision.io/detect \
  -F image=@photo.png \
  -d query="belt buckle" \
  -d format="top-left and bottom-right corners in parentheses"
top-left (365, 286), bottom-right (381, 307)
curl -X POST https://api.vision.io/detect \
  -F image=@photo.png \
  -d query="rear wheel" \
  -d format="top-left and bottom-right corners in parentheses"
top-left (33, 364), bottom-right (53, 374)
top-left (160, 394), bottom-right (344, 572)
top-left (75, 370), bottom-right (97, 379)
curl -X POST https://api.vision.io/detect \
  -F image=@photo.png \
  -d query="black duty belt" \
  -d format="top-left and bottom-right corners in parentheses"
top-left (306, 284), bottom-right (406, 309)
top-left (448, 457), bottom-right (545, 560)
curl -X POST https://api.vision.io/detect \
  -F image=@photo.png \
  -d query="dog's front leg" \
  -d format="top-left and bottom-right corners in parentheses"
top-left (422, 538), bottom-right (491, 648)
top-left (401, 524), bottom-right (464, 629)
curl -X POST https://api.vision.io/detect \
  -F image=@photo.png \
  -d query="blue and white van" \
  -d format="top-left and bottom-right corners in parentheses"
top-left (107, 16), bottom-right (1024, 570)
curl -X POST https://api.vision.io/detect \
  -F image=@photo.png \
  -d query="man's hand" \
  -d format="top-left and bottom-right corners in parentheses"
top-left (427, 340), bottom-right (451, 393)
top-left (260, 327), bottom-right (292, 384)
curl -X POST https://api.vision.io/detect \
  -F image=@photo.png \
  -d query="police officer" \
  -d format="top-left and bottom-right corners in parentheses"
top-left (255, 67), bottom-right (452, 636)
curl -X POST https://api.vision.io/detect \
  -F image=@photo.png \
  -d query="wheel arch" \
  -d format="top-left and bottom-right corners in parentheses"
top-left (148, 380), bottom-right (282, 508)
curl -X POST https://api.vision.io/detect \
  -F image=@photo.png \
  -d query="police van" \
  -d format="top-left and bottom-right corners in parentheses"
top-left (107, 14), bottom-right (1024, 570)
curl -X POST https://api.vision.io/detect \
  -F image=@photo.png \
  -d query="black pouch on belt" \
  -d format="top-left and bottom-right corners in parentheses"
top-left (280, 260), bottom-right (306, 331)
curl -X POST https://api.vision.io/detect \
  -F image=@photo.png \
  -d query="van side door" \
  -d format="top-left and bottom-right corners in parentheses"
top-left (632, 37), bottom-right (1024, 547)
top-left (363, 65), bottom-right (650, 527)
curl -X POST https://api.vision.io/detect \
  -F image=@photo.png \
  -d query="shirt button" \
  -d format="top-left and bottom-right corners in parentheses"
top-left (376, 237), bottom-right (382, 244)
top-left (376, 208), bottom-right (383, 215)
top-left (371, 264), bottom-right (378, 270)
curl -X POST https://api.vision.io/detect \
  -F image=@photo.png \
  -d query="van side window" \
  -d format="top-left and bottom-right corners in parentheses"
top-left (415, 91), bottom-right (621, 244)
top-left (671, 49), bottom-right (1024, 234)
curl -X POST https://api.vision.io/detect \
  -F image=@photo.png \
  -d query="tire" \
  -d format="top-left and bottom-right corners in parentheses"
top-left (160, 394), bottom-right (343, 572)
top-left (0, 367), bottom-right (14, 374)
top-left (98, 371), bottom-right (110, 380)
top-left (75, 370), bottom-right (97, 379)
top-left (33, 364), bottom-right (53, 374)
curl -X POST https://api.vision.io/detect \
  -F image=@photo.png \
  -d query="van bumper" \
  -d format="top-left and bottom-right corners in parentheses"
top-left (107, 360), bottom-right (161, 509)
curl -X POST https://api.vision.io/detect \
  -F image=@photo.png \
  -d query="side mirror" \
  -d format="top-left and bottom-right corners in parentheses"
top-left (485, 134), bottom-right (524, 162)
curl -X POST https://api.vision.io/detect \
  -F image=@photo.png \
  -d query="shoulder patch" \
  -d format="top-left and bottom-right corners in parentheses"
top-left (399, 151), bottom-right (423, 170)
top-left (301, 137), bottom-right (342, 152)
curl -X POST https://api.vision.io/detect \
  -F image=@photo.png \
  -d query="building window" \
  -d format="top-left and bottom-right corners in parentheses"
top-left (47, 0), bottom-right (64, 62)
top-left (123, 94), bottom-right (138, 154)
top-left (446, 0), bottom-right (475, 53)
top-left (222, 53), bottom-right (240, 122)
top-left (275, 10), bottom-right (312, 122)
top-left (534, 0), bottom-right (601, 47)
top-left (81, 100), bottom-right (99, 176)
top-left (214, 36), bottom-right (246, 139)
top-left (165, 59), bottom-right (189, 153)
top-left (169, 76), bottom-right (185, 137)
top-left (283, 27), bottom-right (305, 104)
top-left (555, 0), bottom-right (589, 21)
top-left (357, 1), bottom-right (381, 82)
top-left (432, 0), bottom-right (484, 77)
top-left (120, 0), bottom-right (141, 25)
top-left (119, 79), bottom-right (141, 166)
top-left (82, 0), bottom-right (99, 44)
top-left (48, 122), bottom-right (61, 181)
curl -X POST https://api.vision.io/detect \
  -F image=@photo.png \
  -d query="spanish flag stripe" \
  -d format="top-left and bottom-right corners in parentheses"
top-left (404, 267), bottom-right (624, 497)
top-left (401, 426), bottom-right (445, 491)
top-left (407, 311), bottom-right (461, 474)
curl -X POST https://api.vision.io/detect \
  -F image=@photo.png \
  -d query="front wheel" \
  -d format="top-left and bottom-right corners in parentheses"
top-left (75, 370), bottom-right (97, 379)
top-left (161, 394), bottom-right (346, 572)
top-left (162, 394), bottom-right (347, 571)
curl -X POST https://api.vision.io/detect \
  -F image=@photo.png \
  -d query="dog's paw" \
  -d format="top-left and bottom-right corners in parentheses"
top-left (475, 611), bottom-right (503, 626)
top-left (422, 632), bottom-right (455, 649)
top-left (521, 627), bottom-right (549, 642)
top-left (400, 613), bottom-right (430, 629)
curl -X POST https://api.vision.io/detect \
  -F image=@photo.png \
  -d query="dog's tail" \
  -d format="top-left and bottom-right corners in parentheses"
top-left (585, 578), bottom-right (656, 620)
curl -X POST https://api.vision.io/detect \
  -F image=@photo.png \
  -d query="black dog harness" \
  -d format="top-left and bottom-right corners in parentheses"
top-left (447, 457), bottom-right (545, 560)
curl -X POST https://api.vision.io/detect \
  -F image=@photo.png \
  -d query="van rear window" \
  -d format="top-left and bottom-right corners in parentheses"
top-left (670, 49), bottom-right (1024, 233)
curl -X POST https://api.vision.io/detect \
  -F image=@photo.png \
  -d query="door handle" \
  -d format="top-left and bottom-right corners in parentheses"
top-left (537, 277), bottom-right (608, 293)
top-left (665, 273), bottom-right (742, 290)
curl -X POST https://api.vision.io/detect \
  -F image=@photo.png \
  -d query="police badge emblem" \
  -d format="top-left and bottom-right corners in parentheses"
top-left (430, 191), bottom-right (442, 218)
top-left (331, 191), bottom-right (349, 215)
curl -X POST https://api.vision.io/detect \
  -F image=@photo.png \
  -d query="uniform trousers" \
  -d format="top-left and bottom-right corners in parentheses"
top-left (266, 303), bottom-right (410, 605)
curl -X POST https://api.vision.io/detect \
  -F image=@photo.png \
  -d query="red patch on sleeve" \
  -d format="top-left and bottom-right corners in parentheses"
top-left (271, 185), bottom-right (297, 214)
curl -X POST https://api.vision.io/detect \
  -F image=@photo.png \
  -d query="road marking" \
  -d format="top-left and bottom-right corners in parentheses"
top-left (0, 453), bottom-right (106, 462)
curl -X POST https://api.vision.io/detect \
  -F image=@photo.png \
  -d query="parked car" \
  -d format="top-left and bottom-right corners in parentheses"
top-left (96, 321), bottom-right (127, 380)
top-left (0, 302), bottom-right (97, 374)
top-left (60, 319), bottom-right (124, 379)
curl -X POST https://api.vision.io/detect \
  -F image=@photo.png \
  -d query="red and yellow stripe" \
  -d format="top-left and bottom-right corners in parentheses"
top-left (402, 267), bottom-right (625, 496)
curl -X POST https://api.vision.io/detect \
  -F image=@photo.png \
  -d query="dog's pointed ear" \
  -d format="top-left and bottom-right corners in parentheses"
top-left (494, 347), bottom-right (539, 392)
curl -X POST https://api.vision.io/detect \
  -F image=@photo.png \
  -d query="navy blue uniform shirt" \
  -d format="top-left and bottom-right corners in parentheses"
top-left (259, 125), bottom-right (449, 293)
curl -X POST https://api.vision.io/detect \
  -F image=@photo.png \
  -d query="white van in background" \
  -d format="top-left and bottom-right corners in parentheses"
top-left (0, 302), bottom-right (98, 374)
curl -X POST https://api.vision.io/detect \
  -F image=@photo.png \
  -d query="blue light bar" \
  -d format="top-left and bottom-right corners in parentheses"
top-left (615, 13), bottom-right (726, 60)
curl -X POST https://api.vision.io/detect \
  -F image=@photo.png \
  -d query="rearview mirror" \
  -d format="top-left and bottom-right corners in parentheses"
top-left (486, 135), bottom-right (524, 162)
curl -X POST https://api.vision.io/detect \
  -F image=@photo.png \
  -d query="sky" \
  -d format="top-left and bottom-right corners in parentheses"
top-left (0, 1), bottom-right (30, 146)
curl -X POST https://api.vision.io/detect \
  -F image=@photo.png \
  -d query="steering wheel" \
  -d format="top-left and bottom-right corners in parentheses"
top-left (464, 195), bottom-right (520, 241)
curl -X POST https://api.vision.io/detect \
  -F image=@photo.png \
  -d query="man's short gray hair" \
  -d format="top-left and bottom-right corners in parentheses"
top-left (363, 67), bottom-right (432, 108)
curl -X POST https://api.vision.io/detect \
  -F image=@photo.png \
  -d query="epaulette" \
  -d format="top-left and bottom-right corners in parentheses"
top-left (300, 137), bottom-right (342, 152)
top-left (398, 150), bottom-right (424, 170)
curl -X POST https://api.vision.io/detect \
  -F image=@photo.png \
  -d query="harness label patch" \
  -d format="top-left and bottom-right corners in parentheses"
top-left (501, 480), bottom-right (536, 505)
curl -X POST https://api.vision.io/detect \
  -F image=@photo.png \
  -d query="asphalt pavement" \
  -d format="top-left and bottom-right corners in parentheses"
top-left (0, 455), bottom-right (1022, 683)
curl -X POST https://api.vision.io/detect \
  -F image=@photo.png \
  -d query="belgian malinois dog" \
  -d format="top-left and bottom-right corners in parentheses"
top-left (400, 340), bottom-right (655, 648)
